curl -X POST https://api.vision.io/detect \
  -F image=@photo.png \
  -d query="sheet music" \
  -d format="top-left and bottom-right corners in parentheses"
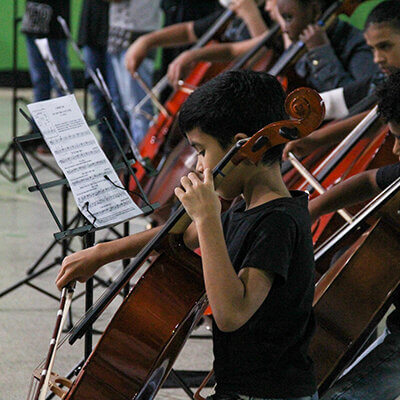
top-left (27, 94), bottom-right (143, 228)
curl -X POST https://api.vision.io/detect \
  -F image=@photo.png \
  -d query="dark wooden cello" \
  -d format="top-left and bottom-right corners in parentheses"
top-left (310, 176), bottom-right (400, 394)
top-left (29, 87), bottom-right (324, 400)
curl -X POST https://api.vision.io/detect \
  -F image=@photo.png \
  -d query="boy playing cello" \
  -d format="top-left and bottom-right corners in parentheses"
top-left (57, 70), bottom-right (318, 400)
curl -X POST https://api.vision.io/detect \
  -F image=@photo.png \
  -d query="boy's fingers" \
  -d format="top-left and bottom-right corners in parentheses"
top-left (203, 168), bottom-right (213, 185)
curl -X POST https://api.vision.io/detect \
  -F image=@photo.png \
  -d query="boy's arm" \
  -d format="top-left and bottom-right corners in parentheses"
top-left (125, 22), bottom-right (198, 75)
top-left (229, 0), bottom-right (268, 37)
top-left (175, 169), bottom-right (274, 332)
top-left (282, 110), bottom-right (369, 160)
top-left (56, 221), bottom-right (199, 290)
top-left (309, 169), bottom-right (380, 222)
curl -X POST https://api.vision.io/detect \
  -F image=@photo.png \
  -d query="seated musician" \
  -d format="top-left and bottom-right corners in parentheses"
top-left (139, 0), bottom-right (378, 92)
top-left (308, 71), bottom-right (400, 400)
top-left (318, 0), bottom-right (400, 120)
top-left (124, 0), bottom-right (273, 87)
top-left (56, 70), bottom-right (318, 400)
top-left (283, 0), bottom-right (400, 164)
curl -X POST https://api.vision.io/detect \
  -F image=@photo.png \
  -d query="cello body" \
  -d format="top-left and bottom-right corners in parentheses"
top-left (311, 190), bottom-right (400, 394)
top-left (65, 234), bottom-right (207, 400)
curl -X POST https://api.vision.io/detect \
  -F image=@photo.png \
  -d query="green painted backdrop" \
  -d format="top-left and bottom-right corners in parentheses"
top-left (0, 0), bottom-right (84, 71)
top-left (0, 0), bottom-right (386, 73)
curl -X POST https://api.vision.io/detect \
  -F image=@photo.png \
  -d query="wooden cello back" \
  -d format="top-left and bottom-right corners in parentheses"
top-left (310, 188), bottom-right (400, 394)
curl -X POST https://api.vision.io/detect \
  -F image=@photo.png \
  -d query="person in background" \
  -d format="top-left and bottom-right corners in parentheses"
top-left (310, 71), bottom-right (400, 400)
top-left (124, 0), bottom-right (272, 88)
top-left (22, 0), bottom-right (74, 101)
top-left (21, 0), bottom-right (74, 153)
top-left (78, 0), bottom-right (128, 162)
top-left (108, 0), bottom-right (162, 146)
top-left (283, 0), bottom-right (400, 161)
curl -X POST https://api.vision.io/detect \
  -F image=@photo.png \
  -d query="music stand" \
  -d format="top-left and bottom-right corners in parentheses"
top-left (0, 108), bottom-right (158, 323)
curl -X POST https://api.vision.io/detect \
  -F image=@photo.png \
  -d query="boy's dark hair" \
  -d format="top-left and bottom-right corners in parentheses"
top-left (377, 71), bottom-right (400, 124)
top-left (178, 70), bottom-right (287, 165)
top-left (365, 0), bottom-right (400, 32)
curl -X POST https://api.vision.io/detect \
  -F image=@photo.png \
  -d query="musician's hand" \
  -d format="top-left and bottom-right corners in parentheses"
top-left (167, 51), bottom-right (195, 88)
top-left (56, 246), bottom-right (104, 290)
top-left (174, 169), bottom-right (221, 224)
top-left (125, 36), bottom-right (149, 77)
top-left (282, 136), bottom-right (319, 160)
top-left (229, 0), bottom-right (259, 20)
top-left (299, 24), bottom-right (330, 50)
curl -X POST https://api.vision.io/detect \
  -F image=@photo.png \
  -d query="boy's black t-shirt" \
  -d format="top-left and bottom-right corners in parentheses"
top-left (214, 191), bottom-right (317, 398)
top-left (376, 162), bottom-right (400, 333)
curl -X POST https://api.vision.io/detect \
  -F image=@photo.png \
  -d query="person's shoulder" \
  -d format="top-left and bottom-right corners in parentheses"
top-left (377, 162), bottom-right (400, 190)
top-left (254, 192), bottom-right (310, 227)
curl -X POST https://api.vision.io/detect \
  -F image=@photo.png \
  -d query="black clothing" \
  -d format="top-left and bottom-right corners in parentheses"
top-left (193, 8), bottom-right (271, 43)
top-left (157, 1), bottom-right (221, 98)
top-left (21, 0), bottom-right (70, 39)
top-left (376, 162), bottom-right (400, 333)
top-left (214, 191), bottom-right (317, 398)
top-left (343, 72), bottom-right (385, 114)
top-left (161, 0), bottom-right (221, 66)
top-left (161, 0), bottom-right (220, 26)
top-left (78, 0), bottom-right (109, 49)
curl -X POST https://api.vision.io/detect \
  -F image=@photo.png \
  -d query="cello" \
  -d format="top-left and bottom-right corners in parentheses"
top-left (310, 176), bottom-right (400, 394)
top-left (28, 87), bottom-right (324, 400)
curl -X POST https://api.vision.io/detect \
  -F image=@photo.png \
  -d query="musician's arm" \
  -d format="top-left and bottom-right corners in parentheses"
top-left (309, 169), bottom-right (380, 222)
top-left (283, 110), bottom-right (369, 159)
top-left (56, 225), bottom-right (163, 289)
top-left (178, 37), bottom-right (259, 63)
top-left (229, 0), bottom-right (268, 37)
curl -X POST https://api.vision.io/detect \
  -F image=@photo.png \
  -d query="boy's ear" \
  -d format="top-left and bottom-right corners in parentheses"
top-left (234, 133), bottom-right (249, 142)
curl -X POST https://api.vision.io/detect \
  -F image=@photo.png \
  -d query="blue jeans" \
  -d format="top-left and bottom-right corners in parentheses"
top-left (110, 49), bottom-right (154, 146)
top-left (82, 46), bottom-right (127, 155)
top-left (321, 330), bottom-right (400, 400)
top-left (25, 36), bottom-right (74, 101)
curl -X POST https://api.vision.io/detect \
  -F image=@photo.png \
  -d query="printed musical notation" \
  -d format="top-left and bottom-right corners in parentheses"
top-left (27, 94), bottom-right (143, 227)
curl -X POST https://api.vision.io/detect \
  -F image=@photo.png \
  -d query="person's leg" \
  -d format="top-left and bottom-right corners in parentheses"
top-left (321, 330), bottom-right (400, 400)
top-left (104, 51), bottom-right (129, 151)
top-left (111, 50), bottom-right (154, 146)
top-left (25, 36), bottom-right (51, 101)
top-left (48, 38), bottom-right (74, 95)
top-left (82, 45), bottom-right (116, 158)
top-left (128, 54), bottom-right (154, 146)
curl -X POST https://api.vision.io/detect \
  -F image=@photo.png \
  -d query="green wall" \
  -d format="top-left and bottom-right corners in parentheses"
top-left (0, 0), bottom-right (386, 73)
top-left (0, 0), bottom-right (84, 71)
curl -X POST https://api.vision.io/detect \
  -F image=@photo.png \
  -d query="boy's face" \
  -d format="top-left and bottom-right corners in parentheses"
top-left (364, 23), bottom-right (400, 76)
top-left (186, 128), bottom-right (243, 200)
top-left (388, 121), bottom-right (400, 161)
top-left (276, 0), bottom-right (316, 41)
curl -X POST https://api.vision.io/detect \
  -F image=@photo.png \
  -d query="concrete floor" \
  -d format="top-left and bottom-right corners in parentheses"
top-left (0, 89), bottom-right (213, 400)
top-left (0, 88), bottom-right (398, 400)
